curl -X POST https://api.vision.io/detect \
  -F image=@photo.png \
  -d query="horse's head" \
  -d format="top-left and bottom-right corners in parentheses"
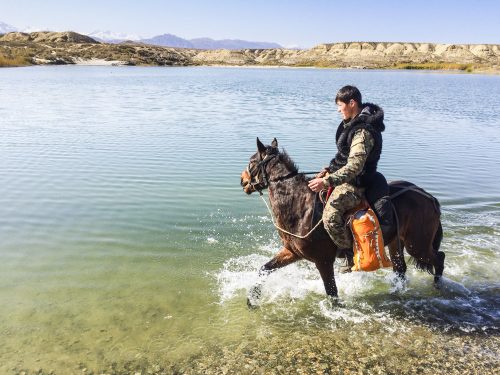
top-left (241, 137), bottom-right (279, 194)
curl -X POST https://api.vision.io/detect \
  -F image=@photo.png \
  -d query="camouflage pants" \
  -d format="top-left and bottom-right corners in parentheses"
top-left (323, 183), bottom-right (364, 249)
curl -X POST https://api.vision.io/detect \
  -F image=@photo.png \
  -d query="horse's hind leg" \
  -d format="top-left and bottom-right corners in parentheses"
top-left (433, 222), bottom-right (445, 285)
top-left (247, 247), bottom-right (299, 307)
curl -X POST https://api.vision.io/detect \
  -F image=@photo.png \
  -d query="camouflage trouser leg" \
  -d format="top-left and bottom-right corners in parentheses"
top-left (322, 183), bottom-right (364, 249)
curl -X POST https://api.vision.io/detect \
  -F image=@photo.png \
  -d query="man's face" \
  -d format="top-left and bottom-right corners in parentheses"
top-left (336, 100), bottom-right (357, 120)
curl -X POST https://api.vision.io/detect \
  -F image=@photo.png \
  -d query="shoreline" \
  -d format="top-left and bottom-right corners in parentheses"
top-left (1, 33), bottom-right (499, 73)
top-left (4, 62), bottom-right (499, 75)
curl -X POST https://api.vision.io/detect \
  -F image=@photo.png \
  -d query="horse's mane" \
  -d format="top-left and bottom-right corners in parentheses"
top-left (278, 149), bottom-right (299, 173)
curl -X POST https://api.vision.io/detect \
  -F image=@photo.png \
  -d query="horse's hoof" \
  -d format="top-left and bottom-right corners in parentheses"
top-left (433, 276), bottom-right (442, 289)
top-left (390, 274), bottom-right (408, 293)
top-left (247, 285), bottom-right (262, 308)
top-left (332, 300), bottom-right (345, 309)
top-left (327, 295), bottom-right (344, 308)
top-left (247, 298), bottom-right (259, 309)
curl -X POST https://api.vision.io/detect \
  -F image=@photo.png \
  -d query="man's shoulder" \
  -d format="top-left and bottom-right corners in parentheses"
top-left (349, 129), bottom-right (374, 155)
top-left (352, 128), bottom-right (374, 143)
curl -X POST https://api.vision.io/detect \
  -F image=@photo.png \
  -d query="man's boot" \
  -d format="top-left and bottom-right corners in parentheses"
top-left (336, 248), bottom-right (354, 273)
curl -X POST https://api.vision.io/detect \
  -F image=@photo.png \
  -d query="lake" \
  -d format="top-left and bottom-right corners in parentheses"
top-left (0, 66), bottom-right (499, 374)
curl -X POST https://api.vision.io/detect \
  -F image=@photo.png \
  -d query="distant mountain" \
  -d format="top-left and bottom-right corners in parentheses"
top-left (0, 21), bottom-right (17, 34)
top-left (1, 21), bottom-right (282, 50)
top-left (86, 30), bottom-right (282, 50)
top-left (141, 33), bottom-right (194, 48)
top-left (141, 34), bottom-right (282, 50)
top-left (190, 38), bottom-right (281, 50)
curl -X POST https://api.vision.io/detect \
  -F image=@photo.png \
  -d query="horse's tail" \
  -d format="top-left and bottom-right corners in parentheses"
top-left (412, 193), bottom-right (442, 275)
top-left (412, 258), bottom-right (435, 274)
top-left (411, 220), bottom-right (443, 274)
top-left (432, 195), bottom-right (441, 216)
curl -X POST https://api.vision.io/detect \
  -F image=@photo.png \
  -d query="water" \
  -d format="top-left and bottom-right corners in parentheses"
top-left (0, 66), bottom-right (499, 374)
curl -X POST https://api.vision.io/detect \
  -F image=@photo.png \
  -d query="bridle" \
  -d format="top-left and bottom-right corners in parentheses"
top-left (246, 152), bottom-right (277, 195)
top-left (244, 149), bottom-right (326, 239)
top-left (246, 151), bottom-right (297, 195)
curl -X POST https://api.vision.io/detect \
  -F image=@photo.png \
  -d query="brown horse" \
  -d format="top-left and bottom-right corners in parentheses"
top-left (240, 138), bottom-right (445, 304)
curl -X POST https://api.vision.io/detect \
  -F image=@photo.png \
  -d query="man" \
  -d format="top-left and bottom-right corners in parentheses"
top-left (308, 85), bottom-right (386, 272)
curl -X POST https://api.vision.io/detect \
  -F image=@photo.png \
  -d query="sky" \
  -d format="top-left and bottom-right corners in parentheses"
top-left (1, 0), bottom-right (499, 48)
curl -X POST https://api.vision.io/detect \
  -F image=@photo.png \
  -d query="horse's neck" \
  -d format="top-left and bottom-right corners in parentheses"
top-left (267, 163), bottom-right (313, 233)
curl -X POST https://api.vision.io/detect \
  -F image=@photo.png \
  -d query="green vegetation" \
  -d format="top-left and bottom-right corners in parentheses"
top-left (394, 62), bottom-right (475, 72)
top-left (294, 59), bottom-right (342, 68)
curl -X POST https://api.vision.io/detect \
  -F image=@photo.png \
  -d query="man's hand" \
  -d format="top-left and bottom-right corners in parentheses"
top-left (315, 167), bottom-right (329, 179)
top-left (308, 178), bottom-right (326, 192)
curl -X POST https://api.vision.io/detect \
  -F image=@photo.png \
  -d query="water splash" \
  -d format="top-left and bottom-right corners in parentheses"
top-left (215, 239), bottom-right (500, 333)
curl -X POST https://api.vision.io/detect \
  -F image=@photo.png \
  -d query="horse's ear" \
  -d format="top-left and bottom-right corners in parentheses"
top-left (256, 137), bottom-right (266, 153)
top-left (271, 138), bottom-right (278, 148)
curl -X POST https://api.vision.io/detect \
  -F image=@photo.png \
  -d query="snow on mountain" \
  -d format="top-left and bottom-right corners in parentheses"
top-left (21, 25), bottom-right (62, 33)
top-left (87, 30), bottom-right (142, 43)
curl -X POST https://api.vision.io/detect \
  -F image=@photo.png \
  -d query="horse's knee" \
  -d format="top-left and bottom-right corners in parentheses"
top-left (260, 257), bottom-right (280, 274)
top-left (259, 264), bottom-right (274, 277)
top-left (315, 261), bottom-right (337, 297)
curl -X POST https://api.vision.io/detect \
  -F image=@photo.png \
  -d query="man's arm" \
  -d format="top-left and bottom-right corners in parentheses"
top-left (322, 129), bottom-right (374, 188)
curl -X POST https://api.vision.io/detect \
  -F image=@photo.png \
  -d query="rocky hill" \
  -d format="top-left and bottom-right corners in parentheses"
top-left (1, 31), bottom-right (499, 72)
top-left (0, 31), bottom-right (97, 44)
top-left (191, 42), bottom-right (500, 70)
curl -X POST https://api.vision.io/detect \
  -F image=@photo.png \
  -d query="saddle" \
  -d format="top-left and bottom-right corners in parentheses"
top-left (319, 172), bottom-right (396, 243)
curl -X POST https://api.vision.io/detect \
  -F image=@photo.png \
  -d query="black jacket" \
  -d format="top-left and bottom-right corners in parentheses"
top-left (329, 103), bottom-right (385, 187)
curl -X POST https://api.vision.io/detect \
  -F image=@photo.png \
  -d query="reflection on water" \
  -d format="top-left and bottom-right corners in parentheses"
top-left (0, 66), bottom-right (499, 373)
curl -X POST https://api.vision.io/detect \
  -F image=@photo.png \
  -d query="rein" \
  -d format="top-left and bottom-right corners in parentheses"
top-left (260, 193), bottom-right (324, 240)
top-left (388, 184), bottom-right (440, 212)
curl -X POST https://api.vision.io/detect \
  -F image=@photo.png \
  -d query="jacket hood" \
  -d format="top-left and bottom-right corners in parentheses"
top-left (353, 102), bottom-right (385, 132)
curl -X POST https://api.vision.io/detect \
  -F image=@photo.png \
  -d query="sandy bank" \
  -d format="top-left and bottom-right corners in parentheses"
top-left (72, 57), bottom-right (129, 66)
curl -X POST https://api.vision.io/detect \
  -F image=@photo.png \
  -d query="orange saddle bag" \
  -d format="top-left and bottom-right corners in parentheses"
top-left (349, 207), bottom-right (393, 272)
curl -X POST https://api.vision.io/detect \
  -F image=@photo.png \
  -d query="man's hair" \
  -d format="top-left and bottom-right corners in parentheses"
top-left (335, 85), bottom-right (362, 106)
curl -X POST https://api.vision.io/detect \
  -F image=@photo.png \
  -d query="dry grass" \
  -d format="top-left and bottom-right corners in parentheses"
top-left (394, 62), bottom-right (475, 72)
top-left (0, 54), bottom-right (30, 67)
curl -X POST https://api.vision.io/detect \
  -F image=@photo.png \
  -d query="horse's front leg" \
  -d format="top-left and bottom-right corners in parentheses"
top-left (315, 259), bottom-right (337, 298)
top-left (388, 238), bottom-right (407, 285)
top-left (247, 247), bottom-right (299, 307)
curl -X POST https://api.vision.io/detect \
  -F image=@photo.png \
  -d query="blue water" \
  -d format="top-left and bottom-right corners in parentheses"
top-left (0, 66), bottom-right (499, 373)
